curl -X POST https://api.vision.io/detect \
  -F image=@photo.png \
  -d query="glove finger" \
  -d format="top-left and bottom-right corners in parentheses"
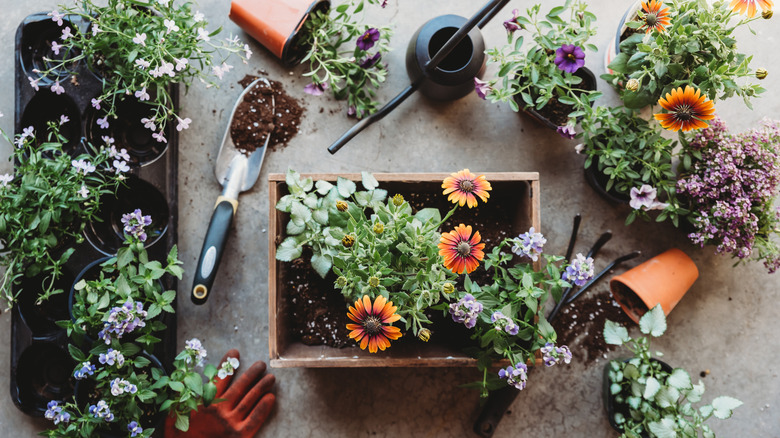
top-left (223, 360), bottom-right (267, 407)
top-left (234, 372), bottom-right (276, 420)
top-left (215, 349), bottom-right (241, 397)
top-left (239, 393), bottom-right (276, 437)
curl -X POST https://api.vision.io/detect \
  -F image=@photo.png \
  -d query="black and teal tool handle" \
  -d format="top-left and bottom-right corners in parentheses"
top-left (192, 196), bottom-right (237, 304)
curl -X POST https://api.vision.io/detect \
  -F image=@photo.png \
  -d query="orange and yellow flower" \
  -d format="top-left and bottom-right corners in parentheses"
top-left (438, 224), bottom-right (485, 274)
top-left (441, 169), bottom-right (492, 208)
top-left (346, 295), bottom-right (402, 353)
top-left (639, 0), bottom-right (671, 33)
top-left (653, 85), bottom-right (716, 132)
top-left (730, 0), bottom-right (773, 17)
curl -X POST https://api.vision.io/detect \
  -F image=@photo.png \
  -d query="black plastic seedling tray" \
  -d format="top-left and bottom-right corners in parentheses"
top-left (10, 12), bottom-right (179, 417)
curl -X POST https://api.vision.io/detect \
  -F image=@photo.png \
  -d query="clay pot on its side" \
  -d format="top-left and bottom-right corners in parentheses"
top-left (230, 0), bottom-right (330, 67)
top-left (610, 248), bottom-right (699, 323)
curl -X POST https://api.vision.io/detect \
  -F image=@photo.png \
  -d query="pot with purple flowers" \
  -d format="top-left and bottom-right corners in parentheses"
top-left (477, 0), bottom-right (600, 132)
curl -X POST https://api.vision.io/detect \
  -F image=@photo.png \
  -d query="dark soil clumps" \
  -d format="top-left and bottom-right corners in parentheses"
top-left (231, 74), bottom-right (304, 154)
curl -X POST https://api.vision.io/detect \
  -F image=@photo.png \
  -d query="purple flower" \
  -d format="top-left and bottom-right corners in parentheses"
top-left (89, 400), bottom-right (114, 422)
top-left (503, 9), bottom-right (522, 33)
top-left (356, 28), bottom-right (380, 51)
top-left (185, 338), bottom-right (208, 366)
top-left (91, 98), bottom-right (102, 110)
top-left (110, 378), bottom-right (137, 396)
top-left (48, 10), bottom-right (65, 26)
top-left (556, 124), bottom-right (576, 139)
top-left (59, 114), bottom-right (70, 125)
top-left (121, 209), bottom-right (152, 241)
top-left (71, 159), bottom-right (96, 175)
top-left (449, 294), bottom-right (483, 329)
top-left (141, 117), bottom-right (156, 131)
top-left (152, 131), bottom-right (167, 143)
top-left (541, 343), bottom-right (573, 367)
top-left (28, 76), bottom-right (40, 91)
top-left (97, 116), bottom-right (109, 130)
top-left (554, 44), bottom-right (586, 74)
top-left (562, 253), bottom-right (594, 287)
top-left (498, 363), bottom-right (528, 390)
top-left (51, 81), bottom-right (65, 95)
top-left (134, 87), bottom-right (150, 101)
top-left (359, 52), bottom-right (382, 69)
top-left (303, 82), bottom-right (328, 96)
top-left (98, 348), bottom-right (126, 367)
top-left (176, 116), bottom-right (192, 131)
top-left (474, 77), bottom-right (491, 100)
top-left (51, 41), bottom-right (62, 55)
top-left (45, 401), bottom-right (70, 424)
top-left (74, 361), bottom-right (96, 379)
top-left (511, 227), bottom-right (546, 261)
top-left (629, 184), bottom-right (658, 210)
top-left (491, 311), bottom-right (519, 335)
top-left (128, 421), bottom-right (143, 437)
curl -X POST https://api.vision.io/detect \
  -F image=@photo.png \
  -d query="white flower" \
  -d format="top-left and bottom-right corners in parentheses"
top-left (92, 24), bottom-right (101, 36)
top-left (0, 173), bottom-right (13, 187)
top-left (51, 41), bottom-right (62, 55)
top-left (77, 185), bottom-right (89, 198)
top-left (21, 126), bottom-right (34, 138)
top-left (150, 67), bottom-right (163, 78)
top-left (629, 185), bottom-right (658, 210)
top-left (174, 58), bottom-right (188, 71)
top-left (152, 131), bottom-right (167, 143)
top-left (91, 98), bottom-right (101, 109)
top-left (243, 44), bottom-right (253, 61)
top-left (51, 80), bottom-right (65, 95)
top-left (133, 33), bottom-right (147, 46)
top-left (96, 117), bottom-right (109, 130)
top-left (59, 115), bottom-right (70, 125)
top-left (135, 59), bottom-right (150, 69)
top-left (197, 28), bottom-right (210, 41)
top-left (226, 35), bottom-right (239, 45)
top-left (161, 62), bottom-right (176, 77)
top-left (193, 11), bottom-right (204, 22)
top-left (228, 357), bottom-right (239, 369)
top-left (48, 10), bottom-right (64, 26)
top-left (113, 160), bottom-right (130, 173)
top-left (574, 143), bottom-right (585, 154)
top-left (141, 118), bottom-right (156, 131)
top-left (71, 159), bottom-right (96, 175)
top-left (176, 117), bottom-right (191, 131)
top-left (28, 76), bottom-right (40, 91)
top-left (157, 0), bottom-right (171, 6)
top-left (164, 19), bottom-right (179, 34)
top-left (109, 146), bottom-right (130, 161)
top-left (212, 65), bottom-right (225, 80)
top-left (134, 87), bottom-right (150, 101)
top-left (61, 27), bottom-right (73, 40)
top-left (102, 136), bottom-right (115, 146)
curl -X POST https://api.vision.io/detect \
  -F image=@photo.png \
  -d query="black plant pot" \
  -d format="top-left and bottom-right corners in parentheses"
top-left (583, 156), bottom-right (631, 204)
top-left (515, 66), bottom-right (597, 130)
top-left (406, 14), bottom-right (486, 101)
top-left (83, 176), bottom-right (170, 256)
top-left (20, 92), bottom-right (83, 153)
top-left (603, 357), bottom-right (673, 436)
top-left (12, 342), bottom-right (75, 416)
top-left (17, 268), bottom-right (75, 338)
top-left (19, 16), bottom-right (79, 83)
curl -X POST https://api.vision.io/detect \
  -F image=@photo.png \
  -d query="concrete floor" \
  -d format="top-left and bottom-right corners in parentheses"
top-left (2, 0), bottom-right (779, 436)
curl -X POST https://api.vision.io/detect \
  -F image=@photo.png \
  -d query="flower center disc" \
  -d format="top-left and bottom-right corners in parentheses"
top-left (457, 241), bottom-right (472, 257)
top-left (459, 179), bottom-right (474, 192)
top-left (675, 105), bottom-right (693, 120)
top-left (646, 13), bottom-right (658, 26)
top-left (363, 316), bottom-right (382, 335)
top-left (567, 53), bottom-right (577, 61)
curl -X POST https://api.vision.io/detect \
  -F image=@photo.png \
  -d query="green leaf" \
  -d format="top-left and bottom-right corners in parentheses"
top-left (711, 396), bottom-right (743, 419)
top-left (117, 246), bottom-right (134, 268)
top-left (337, 177), bottom-right (357, 197)
top-left (169, 381), bottom-right (185, 392)
top-left (203, 381), bottom-right (218, 406)
top-left (311, 253), bottom-right (332, 278)
top-left (174, 412), bottom-right (190, 432)
top-left (644, 376), bottom-right (661, 400)
top-left (361, 171), bottom-right (379, 190)
top-left (315, 180), bottom-right (334, 195)
top-left (668, 368), bottom-right (692, 390)
top-left (286, 219), bottom-right (306, 235)
top-left (414, 208), bottom-right (441, 225)
top-left (639, 304), bottom-right (667, 337)
top-left (312, 208), bottom-right (329, 225)
top-left (184, 373), bottom-right (204, 396)
top-left (276, 237), bottom-right (302, 261)
top-left (290, 201), bottom-right (311, 224)
top-left (162, 290), bottom-right (177, 303)
top-left (648, 418), bottom-right (678, 438)
top-left (134, 356), bottom-right (151, 368)
top-left (603, 320), bottom-right (629, 345)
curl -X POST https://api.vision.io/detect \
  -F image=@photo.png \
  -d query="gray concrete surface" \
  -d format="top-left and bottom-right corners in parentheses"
top-left (1, 0), bottom-right (779, 436)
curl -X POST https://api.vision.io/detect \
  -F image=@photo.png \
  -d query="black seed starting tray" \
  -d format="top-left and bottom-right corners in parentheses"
top-left (10, 12), bottom-right (179, 417)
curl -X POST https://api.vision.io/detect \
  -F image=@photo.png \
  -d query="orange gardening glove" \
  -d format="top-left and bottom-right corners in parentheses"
top-left (165, 349), bottom-right (276, 438)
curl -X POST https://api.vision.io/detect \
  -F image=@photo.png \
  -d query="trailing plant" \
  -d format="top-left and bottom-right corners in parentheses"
top-left (478, 0), bottom-right (601, 129)
top-left (0, 119), bottom-right (124, 309)
top-left (603, 0), bottom-right (768, 110)
top-left (301, 0), bottom-right (392, 118)
top-left (604, 304), bottom-right (742, 438)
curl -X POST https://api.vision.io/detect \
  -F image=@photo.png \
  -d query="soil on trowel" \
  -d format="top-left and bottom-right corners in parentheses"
top-left (552, 289), bottom-right (635, 366)
top-left (230, 74), bottom-right (304, 154)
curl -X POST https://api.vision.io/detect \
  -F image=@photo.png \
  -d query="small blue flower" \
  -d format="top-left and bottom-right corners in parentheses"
top-left (498, 363), bottom-right (528, 390)
top-left (128, 421), bottom-right (143, 437)
top-left (511, 227), bottom-right (546, 261)
top-left (74, 361), bottom-right (96, 380)
top-left (89, 400), bottom-right (115, 422)
top-left (562, 253), bottom-right (594, 287)
top-left (449, 294), bottom-right (483, 329)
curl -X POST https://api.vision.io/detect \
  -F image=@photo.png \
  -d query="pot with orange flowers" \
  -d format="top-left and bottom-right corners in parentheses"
top-left (603, 0), bottom-right (769, 110)
top-left (268, 169), bottom-right (541, 367)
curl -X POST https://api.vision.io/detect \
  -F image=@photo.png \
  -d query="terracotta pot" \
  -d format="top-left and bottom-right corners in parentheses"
top-left (230, 0), bottom-right (330, 67)
top-left (610, 248), bottom-right (698, 323)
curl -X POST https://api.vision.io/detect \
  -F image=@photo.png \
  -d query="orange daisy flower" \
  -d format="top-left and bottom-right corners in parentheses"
top-left (438, 224), bottom-right (486, 274)
top-left (346, 295), bottom-right (402, 353)
top-left (730, 0), bottom-right (773, 17)
top-left (653, 85), bottom-right (716, 132)
top-left (441, 169), bottom-right (492, 208)
top-left (639, 0), bottom-right (671, 33)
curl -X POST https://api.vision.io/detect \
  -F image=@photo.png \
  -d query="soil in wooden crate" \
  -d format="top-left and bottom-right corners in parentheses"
top-left (552, 290), bottom-right (635, 367)
top-left (231, 74), bottom-right (303, 154)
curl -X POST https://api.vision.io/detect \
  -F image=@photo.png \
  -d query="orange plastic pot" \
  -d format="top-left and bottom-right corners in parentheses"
top-left (609, 248), bottom-right (699, 323)
top-left (229, 0), bottom-right (330, 67)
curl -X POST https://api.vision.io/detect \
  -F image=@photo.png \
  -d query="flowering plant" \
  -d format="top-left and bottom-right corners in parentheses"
top-left (36, 0), bottom-right (249, 138)
top-left (479, 0), bottom-right (600, 129)
top-left (677, 117), bottom-right (780, 272)
top-left (0, 120), bottom-right (123, 308)
top-left (301, 0), bottom-right (392, 118)
top-left (447, 227), bottom-right (593, 395)
top-left (603, 0), bottom-right (768, 110)
top-left (577, 104), bottom-right (689, 226)
top-left (604, 305), bottom-right (742, 437)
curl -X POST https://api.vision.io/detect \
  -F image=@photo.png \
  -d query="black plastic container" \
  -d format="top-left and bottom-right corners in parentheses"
top-left (603, 358), bottom-right (673, 436)
top-left (10, 12), bottom-right (179, 417)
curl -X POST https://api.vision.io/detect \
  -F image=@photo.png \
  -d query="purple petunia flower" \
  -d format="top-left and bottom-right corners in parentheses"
top-left (303, 82), bottom-right (328, 96)
top-left (629, 184), bottom-right (658, 210)
top-left (554, 44), bottom-right (585, 74)
top-left (562, 253), bottom-right (594, 287)
top-left (474, 77), bottom-right (491, 100)
top-left (359, 52), bottom-right (382, 69)
top-left (511, 227), bottom-right (546, 261)
top-left (498, 363), bottom-right (528, 390)
top-left (356, 28), bottom-right (380, 51)
top-left (449, 294), bottom-right (483, 329)
top-left (557, 124), bottom-right (576, 139)
top-left (503, 9), bottom-right (522, 33)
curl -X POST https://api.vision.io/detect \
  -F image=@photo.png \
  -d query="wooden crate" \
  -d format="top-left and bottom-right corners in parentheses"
top-left (268, 173), bottom-right (541, 367)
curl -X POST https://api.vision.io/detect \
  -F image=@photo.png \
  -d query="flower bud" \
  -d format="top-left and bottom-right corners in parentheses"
top-left (756, 68), bottom-right (768, 79)
top-left (626, 78), bottom-right (640, 92)
top-left (392, 194), bottom-right (405, 206)
top-left (762, 9), bottom-right (773, 19)
top-left (373, 222), bottom-right (384, 234)
top-left (336, 276), bottom-right (347, 287)
top-left (368, 276), bottom-right (380, 287)
top-left (336, 200), bottom-right (348, 211)
top-left (442, 283), bottom-right (455, 294)
top-left (418, 328), bottom-right (431, 342)
top-left (342, 235), bottom-right (355, 248)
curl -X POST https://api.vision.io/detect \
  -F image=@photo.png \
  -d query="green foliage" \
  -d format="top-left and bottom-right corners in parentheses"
top-left (602, 0), bottom-right (766, 109)
top-left (302, 0), bottom-right (392, 118)
top-left (604, 305), bottom-right (741, 437)
top-left (483, 0), bottom-right (601, 122)
top-left (0, 122), bottom-right (122, 309)
top-left (36, 0), bottom-right (248, 133)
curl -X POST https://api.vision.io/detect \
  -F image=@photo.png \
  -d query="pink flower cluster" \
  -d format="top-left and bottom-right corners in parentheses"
top-left (677, 117), bottom-right (780, 272)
